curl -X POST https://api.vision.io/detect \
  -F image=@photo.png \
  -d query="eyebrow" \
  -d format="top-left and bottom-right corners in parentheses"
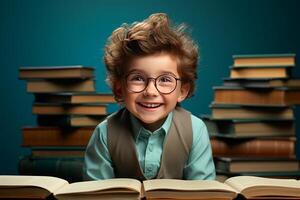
top-left (127, 69), bottom-right (178, 77)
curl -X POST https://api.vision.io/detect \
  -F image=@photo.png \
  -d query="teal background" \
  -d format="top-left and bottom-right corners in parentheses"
top-left (1, 0), bottom-right (300, 174)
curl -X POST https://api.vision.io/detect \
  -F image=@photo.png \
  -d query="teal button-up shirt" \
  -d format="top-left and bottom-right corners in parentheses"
top-left (84, 110), bottom-right (215, 180)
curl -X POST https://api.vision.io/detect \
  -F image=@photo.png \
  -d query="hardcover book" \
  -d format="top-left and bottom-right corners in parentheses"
top-left (210, 103), bottom-right (294, 119)
top-left (210, 136), bottom-right (296, 157)
top-left (223, 77), bottom-right (300, 88)
top-left (18, 156), bottom-right (84, 183)
top-left (37, 115), bottom-right (106, 127)
top-left (19, 66), bottom-right (95, 79)
top-left (203, 117), bottom-right (295, 137)
top-left (32, 103), bottom-right (107, 115)
top-left (232, 54), bottom-right (295, 67)
top-left (21, 126), bottom-right (94, 147)
top-left (214, 157), bottom-right (300, 173)
top-left (26, 79), bottom-right (95, 93)
top-left (230, 66), bottom-right (290, 79)
top-left (213, 86), bottom-right (300, 105)
top-left (34, 93), bottom-right (116, 104)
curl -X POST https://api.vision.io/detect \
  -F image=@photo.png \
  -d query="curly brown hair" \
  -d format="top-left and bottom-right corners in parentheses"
top-left (104, 13), bottom-right (198, 101)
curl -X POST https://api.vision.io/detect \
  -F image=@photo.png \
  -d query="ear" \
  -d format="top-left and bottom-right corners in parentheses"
top-left (177, 83), bottom-right (190, 103)
top-left (113, 81), bottom-right (124, 102)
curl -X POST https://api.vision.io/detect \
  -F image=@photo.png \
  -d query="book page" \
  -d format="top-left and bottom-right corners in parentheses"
top-left (143, 179), bottom-right (237, 192)
top-left (0, 175), bottom-right (69, 193)
top-left (54, 178), bottom-right (141, 195)
top-left (225, 176), bottom-right (300, 191)
top-left (225, 176), bottom-right (300, 198)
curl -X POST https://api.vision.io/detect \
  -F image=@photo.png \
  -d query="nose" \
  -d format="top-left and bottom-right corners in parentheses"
top-left (144, 79), bottom-right (159, 96)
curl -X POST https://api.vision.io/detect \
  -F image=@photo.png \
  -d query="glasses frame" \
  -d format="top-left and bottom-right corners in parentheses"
top-left (125, 73), bottom-right (181, 94)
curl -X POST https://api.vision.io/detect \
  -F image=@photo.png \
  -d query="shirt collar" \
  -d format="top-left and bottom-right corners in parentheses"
top-left (130, 111), bottom-right (173, 142)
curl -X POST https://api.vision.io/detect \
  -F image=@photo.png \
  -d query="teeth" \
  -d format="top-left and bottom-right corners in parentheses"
top-left (140, 103), bottom-right (160, 108)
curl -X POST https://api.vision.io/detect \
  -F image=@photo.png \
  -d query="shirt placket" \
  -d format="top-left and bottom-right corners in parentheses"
top-left (144, 133), bottom-right (158, 179)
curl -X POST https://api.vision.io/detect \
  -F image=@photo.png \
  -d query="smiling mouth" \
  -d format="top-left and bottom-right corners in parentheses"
top-left (138, 102), bottom-right (162, 109)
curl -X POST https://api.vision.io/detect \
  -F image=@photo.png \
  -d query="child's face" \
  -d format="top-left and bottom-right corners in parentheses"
top-left (117, 52), bottom-right (190, 131)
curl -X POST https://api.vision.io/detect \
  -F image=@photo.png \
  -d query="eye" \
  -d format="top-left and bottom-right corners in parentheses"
top-left (158, 75), bottom-right (174, 83)
top-left (127, 74), bottom-right (145, 83)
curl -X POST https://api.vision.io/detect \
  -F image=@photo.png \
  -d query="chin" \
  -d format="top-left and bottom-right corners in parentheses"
top-left (139, 118), bottom-right (159, 124)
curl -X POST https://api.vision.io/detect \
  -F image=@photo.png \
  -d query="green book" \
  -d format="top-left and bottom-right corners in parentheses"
top-left (18, 155), bottom-right (84, 183)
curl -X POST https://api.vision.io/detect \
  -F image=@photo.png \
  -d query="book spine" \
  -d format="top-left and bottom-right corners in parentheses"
top-left (22, 127), bottom-right (93, 146)
top-left (214, 89), bottom-right (286, 105)
top-left (210, 138), bottom-right (295, 157)
top-left (18, 156), bottom-right (84, 182)
top-left (37, 115), bottom-right (71, 127)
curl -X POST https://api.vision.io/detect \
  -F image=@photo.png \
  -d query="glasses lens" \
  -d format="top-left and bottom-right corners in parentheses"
top-left (156, 75), bottom-right (177, 94)
top-left (126, 73), bottom-right (146, 92)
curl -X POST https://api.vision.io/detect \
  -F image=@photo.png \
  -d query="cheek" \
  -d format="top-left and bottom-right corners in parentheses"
top-left (123, 91), bottom-right (138, 103)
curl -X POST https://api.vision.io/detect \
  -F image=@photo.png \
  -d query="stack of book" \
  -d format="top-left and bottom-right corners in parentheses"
top-left (18, 66), bottom-right (116, 182)
top-left (203, 54), bottom-right (300, 180)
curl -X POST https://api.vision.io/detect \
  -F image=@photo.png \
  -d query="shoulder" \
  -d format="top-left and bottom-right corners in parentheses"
top-left (190, 114), bottom-right (207, 131)
top-left (174, 107), bottom-right (207, 136)
top-left (93, 109), bottom-right (127, 142)
top-left (95, 118), bottom-right (108, 134)
top-left (91, 117), bottom-right (110, 145)
top-left (95, 109), bottom-right (124, 133)
top-left (190, 114), bottom-right (210, 143)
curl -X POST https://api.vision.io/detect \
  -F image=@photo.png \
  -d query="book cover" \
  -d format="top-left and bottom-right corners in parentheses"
top-left (19, 65), bottom-right (95, 79)
top-left (223, 77), bottom-right (300, 88)
top-left (32, 103), bottom-right (107, 115)
top-left (210, 136), bottom-right (296, 157)
top-left (213, 86), bottom-right (300, 106)
top-left (210, 103), bottom-right (294, 119)
top-left (214, 156), bottom-right (300, 173)
top-left (34, 92), bottom-right (116, 104)
top-left (18, 156), bottom-right (84, 183)
top-left (232, 53), bottom-right (295, 67)
top-left (37, 115), bottom-right (106, 127)
top-left (203, 116), bottom-right (295, 137)
top-left (26, 79), bottom-right (96, 93)
top-left (21, 126), bottom-right (94, 147)
top-left (31, 146), bottom-right (86, 158)
top-left (230, 67), bottom-right (290, 79)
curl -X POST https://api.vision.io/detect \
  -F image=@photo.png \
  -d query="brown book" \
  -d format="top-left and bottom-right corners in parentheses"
top-left (1, 175), bottom-right (300, 200)
top-left (214, 157), bottom-right (300, 173)
top-left (34, 93), bottom-right (116, 104)
top-left (230, 66), bottom-right (290, 79)
top-left (37, 115), bottom-right (106, 127)
top-left (203, 117), bottom-right (295, 137)
top-left (223, 77), bottom-right (300, 88)
top-left (213, 86), bottom-right (300, 105)
top-left (31, 149), bottom-right (85, 158)
top-left (26, 79), bottom-right (95, 93)
top-left (32, 103), bottom-right (107, 115)
top-left (19, 66), bottom-right (94, 79)
top-left (210, 104), bottom-right (294, 119)
top-left (232, 54), bottom-right (295, 67)
top-left (210, 137), bottom-right (296, 157)
top-left (21, 126), bottom-right (94, 146)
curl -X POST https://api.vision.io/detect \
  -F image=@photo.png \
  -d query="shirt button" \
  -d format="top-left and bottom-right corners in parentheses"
top-left (148, 144), bottom-right (153, 152)
top-left (147, 166), bottom-right (153, 172)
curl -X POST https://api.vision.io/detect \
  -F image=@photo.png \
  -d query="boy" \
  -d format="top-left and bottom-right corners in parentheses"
top-left (84, 13), bottom-right (215, 180)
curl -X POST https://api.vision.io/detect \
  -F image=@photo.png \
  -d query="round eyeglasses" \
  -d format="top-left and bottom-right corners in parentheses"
top-left (125, 73), bottom-right (181, 94)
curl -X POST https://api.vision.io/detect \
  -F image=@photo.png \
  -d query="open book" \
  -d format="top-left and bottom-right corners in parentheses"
top-left (1, 175), bottom-right (300, 200)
